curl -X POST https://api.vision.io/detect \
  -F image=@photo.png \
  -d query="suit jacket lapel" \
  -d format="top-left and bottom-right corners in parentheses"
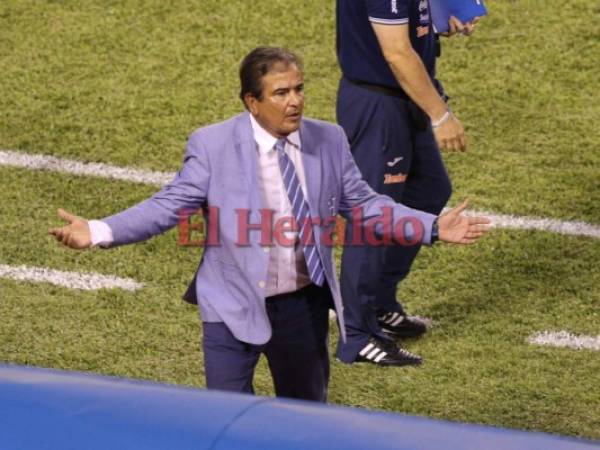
top-left (299, 120), bottom-right (323, 219)
top-left (234, 113), bottom-right (262, 213)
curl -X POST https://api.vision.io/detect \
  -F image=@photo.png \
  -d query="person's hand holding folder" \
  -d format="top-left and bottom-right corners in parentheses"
top-left (442, 15), bottom-right (480, 37)
top-left (430, 0), bottom-right (487, 35)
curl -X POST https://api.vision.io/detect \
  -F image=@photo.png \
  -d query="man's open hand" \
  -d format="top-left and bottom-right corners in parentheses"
top-left (437, 200), bottom-right (491, 244)
top-left (48, 209), bottom-right (92, 250)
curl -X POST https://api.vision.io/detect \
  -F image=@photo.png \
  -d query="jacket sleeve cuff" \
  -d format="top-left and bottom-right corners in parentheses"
top-left (418, 213), bottom-right (436, 245)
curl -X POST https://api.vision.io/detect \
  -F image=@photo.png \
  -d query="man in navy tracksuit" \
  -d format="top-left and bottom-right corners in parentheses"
top-left (336, 0), bottom-right (476, 365)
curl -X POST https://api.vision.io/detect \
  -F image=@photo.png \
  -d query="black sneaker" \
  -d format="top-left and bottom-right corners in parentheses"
top-left (355, 336), bottom-right (422, 367)
top-left (378, 312), bottom-right (428, 338)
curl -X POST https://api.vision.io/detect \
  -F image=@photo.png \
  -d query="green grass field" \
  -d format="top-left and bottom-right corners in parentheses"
top-left (1, 0), bottom-right (599, 440)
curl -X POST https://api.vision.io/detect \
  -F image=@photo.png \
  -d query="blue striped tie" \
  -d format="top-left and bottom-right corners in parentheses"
top-left (275, 138), bottom-right (325, 286)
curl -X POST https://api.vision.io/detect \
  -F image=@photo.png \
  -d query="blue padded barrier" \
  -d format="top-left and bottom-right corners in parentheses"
top-left (0, 364), bottom-right (598, 450)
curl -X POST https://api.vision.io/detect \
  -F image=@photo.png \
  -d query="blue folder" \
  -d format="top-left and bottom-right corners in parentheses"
top-left (429, 0), bottom-right (487, 34)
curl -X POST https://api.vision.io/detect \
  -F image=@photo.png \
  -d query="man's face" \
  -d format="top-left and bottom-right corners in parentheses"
top-left (245, 63), bottom-right (304, 137)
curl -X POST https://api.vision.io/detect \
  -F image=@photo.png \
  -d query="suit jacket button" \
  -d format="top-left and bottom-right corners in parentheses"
top-left (258, 281), bottom-right (266, 288)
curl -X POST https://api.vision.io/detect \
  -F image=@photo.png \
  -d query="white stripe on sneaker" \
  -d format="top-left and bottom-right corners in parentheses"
top-left (366, 348), bottom-right (380, 360)
top-left (385, 312), bottom-right (400, 324)
top-left (359, 343), bottom-right (375, 356)
top-left (391, 315), bottom-right (405, 326)
top-left (374, 351), bottom-right (387, 363)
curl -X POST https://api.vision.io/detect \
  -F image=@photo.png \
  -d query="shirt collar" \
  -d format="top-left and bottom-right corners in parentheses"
top-left (249, 114), bottom-right (301, 155)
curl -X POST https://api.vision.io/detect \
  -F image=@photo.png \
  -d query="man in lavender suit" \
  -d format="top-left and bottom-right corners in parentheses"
top-left (50, 47), bottom-right (490, 403)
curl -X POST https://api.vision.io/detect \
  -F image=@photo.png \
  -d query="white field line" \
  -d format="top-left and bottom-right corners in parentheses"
top-left (2, 149), bottom-right (600, 239)
top-left (528, 331), bottom-right (600, 351)
top-left (0, 264), bottom-right (144, 292)
top-left (462, 210), bottom-right (600, 239)
top-left (0, 149), bottom-right (172, 186)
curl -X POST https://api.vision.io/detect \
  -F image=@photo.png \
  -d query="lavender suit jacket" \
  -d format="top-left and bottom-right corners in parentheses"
top-left (103, 112), bottom-right (436, 345)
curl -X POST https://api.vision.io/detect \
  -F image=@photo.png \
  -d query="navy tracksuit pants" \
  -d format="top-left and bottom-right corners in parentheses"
top-left (335, 77), bottom-right (452, 363)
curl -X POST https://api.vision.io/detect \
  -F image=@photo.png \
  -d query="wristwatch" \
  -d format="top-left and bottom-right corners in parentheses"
top-left (431, 218), bottom-right (439, 244)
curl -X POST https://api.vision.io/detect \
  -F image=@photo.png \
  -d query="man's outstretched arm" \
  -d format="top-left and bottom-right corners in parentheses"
top-left (48, 132), bottom-right (210, 250)
top-left (337, 126), bottom-right (490, 245)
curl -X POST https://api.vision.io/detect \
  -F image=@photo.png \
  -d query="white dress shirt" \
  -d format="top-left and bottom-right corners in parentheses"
top-left (249, 115), bottom-right (311, 296)
top-left (89, 115), bottom-right (312, 297)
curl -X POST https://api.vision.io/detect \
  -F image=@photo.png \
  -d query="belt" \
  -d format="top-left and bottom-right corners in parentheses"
top-left (345, 77), bottom-right (431, 131)
top-left (265, 283), bottom-right (317, 302)
top-left (345, 77), bottom-right (410, 101)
